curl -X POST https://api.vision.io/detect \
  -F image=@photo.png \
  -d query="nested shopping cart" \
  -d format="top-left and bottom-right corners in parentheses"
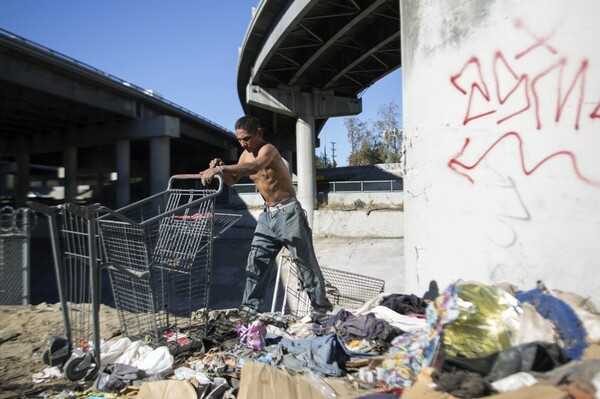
top-left (272, 254), bottom-right (386, 318)
top-left (98, 174), bottom-right (240, 351)
top-left (28, 201), bottom-right (103, 381)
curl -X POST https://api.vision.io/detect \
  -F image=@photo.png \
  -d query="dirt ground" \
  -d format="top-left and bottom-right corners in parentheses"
top-left (0, 303), bottom-right (122, 398)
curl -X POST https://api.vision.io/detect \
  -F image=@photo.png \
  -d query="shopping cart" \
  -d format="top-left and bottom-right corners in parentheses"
top-left (27, 201), bottom-right (103, 381)
top-left (98, 174), bottom-right (240, 351)
top-left (272, 254), bottom-right (386, 319)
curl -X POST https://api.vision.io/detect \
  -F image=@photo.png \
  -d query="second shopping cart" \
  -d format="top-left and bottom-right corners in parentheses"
top-left (98, 174), bottom-right (240, 352)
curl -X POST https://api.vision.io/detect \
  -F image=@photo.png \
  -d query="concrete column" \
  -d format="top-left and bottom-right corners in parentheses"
top-left (281, 151), bottom-right (293, 176)
top-left (296, 115), bottom-right (316, 227)
top-left (149, 136), bottom-right (170, 195)
top-left (63, 146), bottom-right (77, 203)
top-left (0, 158), bottom-right (7, 196)
top-left (116, 139), bottom-right (131, 208)
top-left (15, 153), bottom-right (29, 208)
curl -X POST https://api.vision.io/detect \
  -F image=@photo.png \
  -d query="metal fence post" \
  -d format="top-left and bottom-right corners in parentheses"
top-left (0, 206), bottom-right (36, 305)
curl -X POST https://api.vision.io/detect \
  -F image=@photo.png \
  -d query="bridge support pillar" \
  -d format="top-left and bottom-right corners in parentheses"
top-left (116, 139), bottom-right (130, 208)
top-left (63, 146), bottom-right (77, 204)
top-left (0, 159), bottom-right (7, 198)
top-left (149, 136), bottom-right (170, 195)
top-left (296, 115), bottom-right (316, 228)
top-left (281, 150), bottom-right (293, 176)
top-left (15, 152), bottom-right (30, 208)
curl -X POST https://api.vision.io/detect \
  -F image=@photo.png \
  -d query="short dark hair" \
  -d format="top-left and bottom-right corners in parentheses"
top-left (235, 115), bottom-right (262, 133)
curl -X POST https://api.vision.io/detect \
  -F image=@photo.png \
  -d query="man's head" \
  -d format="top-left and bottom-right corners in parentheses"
top-left (235, 115), bottom-right (264, 152)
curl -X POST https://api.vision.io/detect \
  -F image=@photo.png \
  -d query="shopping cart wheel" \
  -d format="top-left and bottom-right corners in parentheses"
top-left (84, 360), bottom-right (100, 381)
top-left (64, 352), bottom-right (99, 381)
top-left (43, 350), bottom-right (62, 366)
top-left (42, 336), bottom-right (71, 366)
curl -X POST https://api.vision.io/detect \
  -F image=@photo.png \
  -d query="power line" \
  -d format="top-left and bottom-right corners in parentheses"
top-left (331, 141), bottom-right (337, 168)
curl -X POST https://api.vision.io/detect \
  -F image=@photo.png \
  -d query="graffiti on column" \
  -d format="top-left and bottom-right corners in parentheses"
top-left (448, 132), bottom-right (599, 187)
top-left (447, 18), bottom-right (600, 187)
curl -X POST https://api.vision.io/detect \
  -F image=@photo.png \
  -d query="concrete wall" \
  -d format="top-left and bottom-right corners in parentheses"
top-left (221, 207), bottom-right (403, 239)
top-left (401, 0), bottom-right (600, 306)
top-left (229, 191), bottom-right (404, 209)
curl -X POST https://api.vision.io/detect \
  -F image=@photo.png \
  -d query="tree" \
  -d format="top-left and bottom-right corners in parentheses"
top-left (345, 101), bottom-right (403, 166)
top-left (315, 152), bottom-right (333, 168)
top-left (344, 116), bottom-right (367, 155)
top-left (374, 101), bottom-right (403, 164)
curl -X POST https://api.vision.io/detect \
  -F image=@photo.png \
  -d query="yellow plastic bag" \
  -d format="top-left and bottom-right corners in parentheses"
top-left (443, 281), bottom-right (521, 358)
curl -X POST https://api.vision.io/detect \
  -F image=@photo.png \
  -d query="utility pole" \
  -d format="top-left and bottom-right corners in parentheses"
top-left (331, 141), bottom-right (337, 168)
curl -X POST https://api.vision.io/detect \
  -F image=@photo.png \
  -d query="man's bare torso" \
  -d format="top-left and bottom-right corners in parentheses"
top-left (241, 144), bottom-right (296, 206)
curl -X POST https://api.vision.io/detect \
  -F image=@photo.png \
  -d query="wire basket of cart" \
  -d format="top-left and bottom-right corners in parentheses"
top-left (27, 201), bottom-right (104, 381)
top-left (98, 174), bottom-right (240, 352)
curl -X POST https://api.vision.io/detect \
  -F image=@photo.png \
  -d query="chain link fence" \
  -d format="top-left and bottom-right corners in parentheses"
top-left (0, 206), bottom-right (37, 305)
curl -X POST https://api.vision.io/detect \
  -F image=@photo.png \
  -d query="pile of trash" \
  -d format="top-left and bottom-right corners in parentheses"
top-left (24, 280), bottom-right (600, 398)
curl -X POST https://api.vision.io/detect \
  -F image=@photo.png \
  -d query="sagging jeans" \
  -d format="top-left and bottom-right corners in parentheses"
top-left (241, 199), bottom-right (333, 313)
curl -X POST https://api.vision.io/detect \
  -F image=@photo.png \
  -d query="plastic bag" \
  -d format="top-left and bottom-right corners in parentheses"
top-left (134, 346), bottom-right (174, 376)
top-left (442, 281), bottom-right (521, 359)
top-left (237, 320), bottom-right (267, 350)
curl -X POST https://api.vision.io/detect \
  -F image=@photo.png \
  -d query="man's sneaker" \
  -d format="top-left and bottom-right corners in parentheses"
top-left (238, 305), bottom-right (258, 321)
top-left (311, 309), bottom-right (331, 325)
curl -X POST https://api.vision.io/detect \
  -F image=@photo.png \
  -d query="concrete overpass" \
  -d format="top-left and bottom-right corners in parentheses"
top-left (0, 28), bottom-right (238, 208)
top-left (237, 0), bottom-right (401, 223)
top-left (0, 1), bottom-right (402, 211)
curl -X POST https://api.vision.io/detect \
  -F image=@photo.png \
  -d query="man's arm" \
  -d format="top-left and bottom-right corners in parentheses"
top-left (200, 160), bottom-right (240, 186)
top-left (199, 145), bottom-right (277, 186)
top-left (220, 144), bottom-right (278, 177)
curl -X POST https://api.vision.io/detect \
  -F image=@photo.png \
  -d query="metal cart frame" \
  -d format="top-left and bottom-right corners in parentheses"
top-left (28, 201), bottom-right (103, 381)
top-left (98, 175), bottom-right (240, 350)
top-left (272, 254), bottom-right (386, 318)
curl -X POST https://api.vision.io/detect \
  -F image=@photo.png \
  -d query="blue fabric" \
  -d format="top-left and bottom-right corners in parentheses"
top-left (241, 200), bottom-right (333, 312)
top-left (515, 288), bottom-right (587, 360)
top-left (275, 333), bottom-right (378, 377)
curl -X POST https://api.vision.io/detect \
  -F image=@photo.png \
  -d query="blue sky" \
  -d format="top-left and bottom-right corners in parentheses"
top-left (0, 0), bottom-right (402, 166)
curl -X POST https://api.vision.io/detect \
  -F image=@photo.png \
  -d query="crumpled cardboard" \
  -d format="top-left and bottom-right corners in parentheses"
top-left (136, 380), bottom-right (197, 399)
top-left (237, 361), bottom-right (355, 399)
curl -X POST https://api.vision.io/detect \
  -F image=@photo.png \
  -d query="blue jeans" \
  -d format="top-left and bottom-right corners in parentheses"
top-left (241, 199), bottom-right (333, 313)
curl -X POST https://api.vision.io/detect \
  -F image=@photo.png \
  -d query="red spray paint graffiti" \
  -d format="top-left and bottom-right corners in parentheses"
top-left (448, 19), bottom-right (598, 186)
top-left (513, 18), bottom-right (558, 59)
top-left (448, 131), bottom-right (600, 187)
top-left (493, 51), bottom-right (530, 125)
top-left (451, 19), bottom-right (594, 131)
top-left (450, 57), bottom-right (496, 125)
top-left (589, 101), bottom-right (600, 119)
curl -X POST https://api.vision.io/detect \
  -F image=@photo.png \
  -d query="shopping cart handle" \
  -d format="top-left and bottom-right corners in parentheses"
top-left (65, 203), bottom-right (102, 218)
top-left (168, 174), bottom-right (223, 193)
top-left (106, 264), bottom-right (150, 280)
top-left (27, 201), bottom-right (52, 215)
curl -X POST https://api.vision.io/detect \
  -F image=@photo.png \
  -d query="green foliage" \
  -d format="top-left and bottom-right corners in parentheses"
top-left (316, 153), bottom-right (333, 168)
top-left (345, 101), bottom-right (403, 166)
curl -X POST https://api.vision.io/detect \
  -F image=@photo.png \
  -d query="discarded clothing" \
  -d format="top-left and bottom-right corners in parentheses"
top-left (96, 363), bottom-right (146, 393)
top-left (432, 370), bottom-right (495, 398)
top-left (380, 294), bottom-right (427, 315)
top-left (274, 333), bottom-right (377, 377)
top-left (380, 281), bottom-right (460, 388)
top-left (356, 305), bottom-right (429, 333)
top-left (441, 341), bottom-right (570, 382)
top-left (516, 288), bottom-right (588, 360)
top-left (313, 309), bottom-right (403, 344)
top-left (236, 320), bottom-right (267, 350)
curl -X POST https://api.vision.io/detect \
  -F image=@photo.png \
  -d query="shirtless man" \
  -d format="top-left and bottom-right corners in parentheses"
top-left (199, 115), bottom-right (333, 321)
